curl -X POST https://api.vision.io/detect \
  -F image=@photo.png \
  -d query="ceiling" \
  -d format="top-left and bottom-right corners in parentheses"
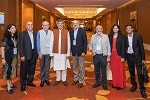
top-left (29, 0), bottom-right (131, 19)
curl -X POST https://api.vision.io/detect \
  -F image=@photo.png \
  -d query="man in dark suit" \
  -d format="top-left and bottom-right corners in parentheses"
top-left (70, 20), bottom-right (87, 88)
top-left (125, 24), bottom-right (147, 98)
top-left (19, 21), bottom-right (37, 92)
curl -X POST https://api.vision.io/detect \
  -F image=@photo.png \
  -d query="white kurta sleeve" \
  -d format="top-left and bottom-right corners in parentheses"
top-left (66, 32), bottom-right (70, 57)
top-left (50, 31), bottom-right (54, 56)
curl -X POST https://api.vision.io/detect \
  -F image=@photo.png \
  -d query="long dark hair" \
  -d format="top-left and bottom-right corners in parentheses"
top-left (3, 24), bottom-right (18, 40)
top-left (108, 24), bottom-right (123, 38)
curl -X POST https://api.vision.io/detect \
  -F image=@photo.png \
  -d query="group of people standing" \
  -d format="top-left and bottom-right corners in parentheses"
top-left (1, 19), bottom-right (147, 98)
top-left (1, 19), bottom-right (87, 93)
top-left (89, 24), bottom-right (147, 98)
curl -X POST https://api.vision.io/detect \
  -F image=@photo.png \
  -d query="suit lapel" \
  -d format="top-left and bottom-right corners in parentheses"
top-left (33, 32), bottom-right (36, 41)
top-left (126, 35), bottom-right (129, 47)
top-left (26, 30), bottom-right (32, 47)
top-left (132, 33), bottom-right (135, 49)
top-left (72, 30), bottom-right (75, 40)
top-left (76, 28), bottom-right (79, 40)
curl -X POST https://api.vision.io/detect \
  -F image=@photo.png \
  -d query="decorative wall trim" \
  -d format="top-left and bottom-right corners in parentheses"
top-left (144, 43), bottom-right (150, 51)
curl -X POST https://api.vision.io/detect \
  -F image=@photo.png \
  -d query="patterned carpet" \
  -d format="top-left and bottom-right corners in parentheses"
top-left (0, 50), bottom-right (150, 100)
top-left (0, 32), bottom-right (150, 100)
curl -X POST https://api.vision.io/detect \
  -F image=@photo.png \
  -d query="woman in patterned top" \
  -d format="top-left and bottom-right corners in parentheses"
top-left (1, 24), bottom-right (18, 94)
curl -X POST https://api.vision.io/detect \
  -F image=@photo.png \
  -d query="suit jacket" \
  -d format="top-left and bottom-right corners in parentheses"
top-left (19, 30), bottom-right (37, 60)
top-left (109, 34), bottom-right (125, 58)
top-left (125, 33), bottom-right (145, 60)
top-left (70, 27), bottom-right (87, 56)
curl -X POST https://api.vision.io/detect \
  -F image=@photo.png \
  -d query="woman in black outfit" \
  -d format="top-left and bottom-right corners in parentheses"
top-left (1, 24), bottom-right (18, 94)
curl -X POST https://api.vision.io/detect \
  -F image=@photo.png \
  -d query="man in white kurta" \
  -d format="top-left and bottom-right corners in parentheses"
top-left (52, 19), bottom-right (70, 86)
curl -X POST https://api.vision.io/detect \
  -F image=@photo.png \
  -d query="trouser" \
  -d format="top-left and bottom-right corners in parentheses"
top-left (56, 70), bottom-right (67, 81)
top-left (93, 54), bottom-right (107, 85)
top-left (20, 58), bottom-right (36, 87)
top-left (126, 53), bottom-right (146, 91)
top-left (72, 56), bottom-right (85, 83)
top-left (40, 54), bottom-right (50, 81)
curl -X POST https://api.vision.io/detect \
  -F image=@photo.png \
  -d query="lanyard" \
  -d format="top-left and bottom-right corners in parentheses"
top-left (11, 37), bottom-right (17, 48)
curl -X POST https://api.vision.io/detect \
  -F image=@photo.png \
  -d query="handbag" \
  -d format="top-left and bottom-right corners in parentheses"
top-left (142, 64), bottom-right (149, 83)
top-left (106, 62), bottom-right (112, 80)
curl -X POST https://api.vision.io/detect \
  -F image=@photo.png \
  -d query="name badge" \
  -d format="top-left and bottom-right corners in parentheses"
top-left (73, 40), bottom-right (76, 45)
top-left (13, 48), bottom-right (17, 54)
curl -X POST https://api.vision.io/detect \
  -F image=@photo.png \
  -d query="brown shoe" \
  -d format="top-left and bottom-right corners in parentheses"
top-left (78, 83), bottom-right (83, 88)
top-left (62, 81), bottom-right (68, 86)
top-left (53, 81), bottom-right (60, 86)
top-left (72, 81), bottom-right (79, 85)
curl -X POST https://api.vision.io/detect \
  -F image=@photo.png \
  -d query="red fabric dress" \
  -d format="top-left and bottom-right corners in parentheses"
top-left (110, 38), bottom-right (126, 88)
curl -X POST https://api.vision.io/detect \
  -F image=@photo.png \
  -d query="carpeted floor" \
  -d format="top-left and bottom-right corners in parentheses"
top-left (0, 50), bottom-right (150, 100)
top-left (0, 32), bottom-right (150, 100)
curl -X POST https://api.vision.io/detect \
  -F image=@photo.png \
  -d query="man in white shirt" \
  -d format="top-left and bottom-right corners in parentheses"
top-left (19, 21), bottom-right (37, 91)
top-left (125, 24), bottom-right (147, 98)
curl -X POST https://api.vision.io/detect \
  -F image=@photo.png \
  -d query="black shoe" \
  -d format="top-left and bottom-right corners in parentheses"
top-left (72, 81), bottom-right (79, 85)
top-left (112, 85), bottom-right (116, 88)
top-left (78, 83), bottom-right (83, 88)
top-left (130, 86), bottom-right (137, 92)
top-left (7, 89), bottom-right (14, 94)
top-left (140, 91), bottom-right (147, 98)
top-left (62, 81), bottom-right (68, 86)
top-left (11, 85), bottom-right (17, 88)
top-left (116, 87), bottom-right (121, 90)
top-left (40, 81), bottom-right (44, 87)
top-left (45, 80), bottom-right (50, 85)
top-left (21, 86), bottom-right (26, 92)
top-left (102, 85), bottom-right (108, 90)
top-left (53, 81), bottom-right (60, 86)
top-left (27, 83), bottom-right (36, 87)
top-left (92, 83), bottom-right (101, 88)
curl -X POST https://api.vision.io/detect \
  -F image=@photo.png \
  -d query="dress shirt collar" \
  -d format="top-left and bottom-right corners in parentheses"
top-left (96, 33), bottom-right (103, 38)
top-left (128, 32), bottom-right (133, 37)
top-left (27, 30), bottom-right (33, 34)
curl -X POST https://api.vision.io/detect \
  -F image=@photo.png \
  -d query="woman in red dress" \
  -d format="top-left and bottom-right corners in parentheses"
top-left (108, 24), bottom-right (126, 90)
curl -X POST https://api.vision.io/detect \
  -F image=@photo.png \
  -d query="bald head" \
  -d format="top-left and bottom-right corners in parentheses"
top-left (26, 21), bottom-right (33, 31)
top-left (42, 21), bottom-right (50, 30)
top-left (72, 20), bottom-right (79, 29)
top-left (96, 25), bottom-right (103, 34)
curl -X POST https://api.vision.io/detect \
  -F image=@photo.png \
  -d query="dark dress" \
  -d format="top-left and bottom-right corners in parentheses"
top-left (1, 36), bottom-right (18, 79)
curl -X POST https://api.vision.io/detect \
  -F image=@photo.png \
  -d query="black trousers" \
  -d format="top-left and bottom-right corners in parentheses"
top-left (20, 56), bottom-right (36, 87)
top-left (126, 53), bottom-right (145, 91)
